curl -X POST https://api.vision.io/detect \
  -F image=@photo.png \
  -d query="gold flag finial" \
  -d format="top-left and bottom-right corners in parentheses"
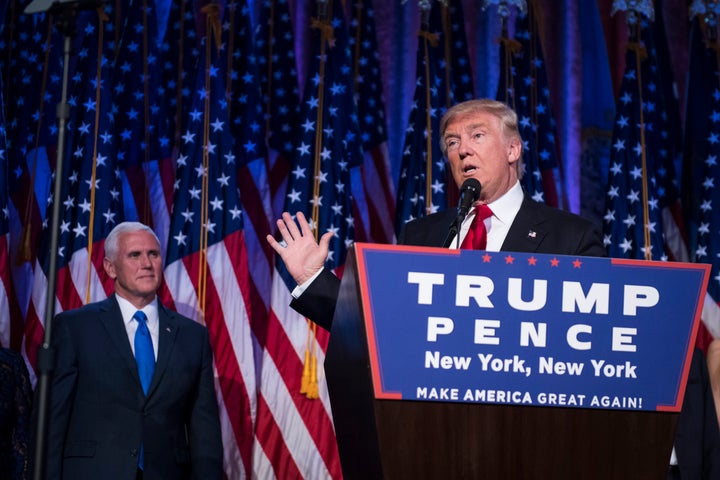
top-left (200, 3), bottom-right (223, 49)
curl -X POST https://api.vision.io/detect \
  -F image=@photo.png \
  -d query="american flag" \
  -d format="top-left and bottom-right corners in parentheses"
top-left (349, 0), bottom-right (396, 245)
top-left (438, 0), bottom-right (474, 105)
top-left (394, 1), bottom-right (451, 231)
top-left (602, 15), bottom-right (680, 262)
top-left (0, 78), bottom-right (23, 353)
top-left (162, 0), bottom-right (201, 152)
top-left (434, 0), bottom-right (474, 206)
top-left (645, 0), bottom-right (688, 267)
top-left (112, 0), bottom-right (175, 251)
top-left (257, 0), bottom-right (362, 477)
top-left (683, 10), bottom-right (720, 346)
top-left (0, 1), bottom-right (24, 353)
top-left (45, 6), bottom-right (122, 304)
top-left (1, 4), bottom-right (59, 288)
top-left (682, 17), bottom-right (712, 218)
top-left (496, 3), bottom-right (561, 207)
top-left (162, 4), bottom-right (256, 478)
top-left (4, 7), bottom-right (110, 376)
top-left (394, 0), bottom-right (474, 228)
top-left (224, 0), bottom-right (274, 328)
top-left (257, 0), bottom-right (301, 223)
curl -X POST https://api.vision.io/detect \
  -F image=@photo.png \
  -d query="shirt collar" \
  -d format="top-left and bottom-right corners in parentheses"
top-left (115, 293), bottom-right (159, 326)
top-left (486, 180), bottom-right (523, 226)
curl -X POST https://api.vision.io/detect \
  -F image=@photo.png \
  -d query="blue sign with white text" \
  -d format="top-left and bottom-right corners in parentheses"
top-left (354, 244), bottom-right (709, 412)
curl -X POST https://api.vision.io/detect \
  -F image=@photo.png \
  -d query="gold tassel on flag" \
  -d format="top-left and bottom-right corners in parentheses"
top-left (301, 319), bottom-right (320, 399)
top-left (14, 225), bottom-right (32, 265)
top-left (300, 321), bottom-right (312, 394)
top-left (307, 349), bottom-right (319, 399)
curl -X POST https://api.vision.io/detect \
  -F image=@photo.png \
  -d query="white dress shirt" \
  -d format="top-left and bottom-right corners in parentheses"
top-left (116, 293), bottom-right (160, 360)
top-left (452, 180), bottom-right (524, 251)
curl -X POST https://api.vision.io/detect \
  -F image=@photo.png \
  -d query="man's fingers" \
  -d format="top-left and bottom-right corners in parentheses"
top-left (281, 211), bottom-right (302, 240)
top-left (266, 234), bottom-right (282, 253)
top-left (318, 231), bottom-right (334, 248)
top-left (272, 211), bottom-right (320, 247)
top-left (275, 217), bottom-right (294, 243)
top-left (296, 211), bottom-right (314, 236)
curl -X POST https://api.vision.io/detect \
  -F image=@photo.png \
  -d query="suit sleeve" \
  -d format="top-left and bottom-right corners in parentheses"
top-left (44, 313), bottom-right (79, 480)
top-left (574, 221), bottom-right (608, 258)
top-left (189, 327), bottom-right (223, 479)
top-left (289, 268), bottom-right (341, 331)
top-left (675, 348), bottom-right (720, 479)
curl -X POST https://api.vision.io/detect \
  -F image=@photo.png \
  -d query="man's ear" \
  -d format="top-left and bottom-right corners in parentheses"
top-left (507, 137), bottom-right (522, 164)
top-left (103, 257), bottom-right (116, 279)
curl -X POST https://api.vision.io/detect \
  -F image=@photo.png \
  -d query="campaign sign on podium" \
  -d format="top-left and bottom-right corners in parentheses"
top-left (353, 243), bottom-right (710, 413)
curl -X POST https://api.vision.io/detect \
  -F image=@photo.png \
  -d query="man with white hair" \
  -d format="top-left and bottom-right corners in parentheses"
top-left (44, 221), bottom-right (222, 480)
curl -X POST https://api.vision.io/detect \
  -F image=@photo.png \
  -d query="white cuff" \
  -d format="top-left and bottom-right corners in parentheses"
top-left (290, 267), bottom-right (325, 299)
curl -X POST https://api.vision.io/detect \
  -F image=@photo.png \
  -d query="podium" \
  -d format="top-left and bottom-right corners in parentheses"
top-left (324, 245), bottom-right (710, 479)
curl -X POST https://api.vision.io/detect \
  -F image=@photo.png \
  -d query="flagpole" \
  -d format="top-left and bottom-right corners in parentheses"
top-left (23, 1), bottom-right (103, 479)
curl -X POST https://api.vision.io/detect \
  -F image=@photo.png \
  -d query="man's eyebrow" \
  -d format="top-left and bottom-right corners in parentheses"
top-left (127, 248), bottom-right (160, 255)
top-left (444, 122), bottom-right (487, 137)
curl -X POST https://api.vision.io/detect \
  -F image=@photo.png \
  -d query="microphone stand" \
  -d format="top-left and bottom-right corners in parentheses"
top-left (31, 9), bottom-right (74, 479)
top-left (23, 1), bottom-right (102, 478)
top-left (442, 215), bottom-right (463, 248)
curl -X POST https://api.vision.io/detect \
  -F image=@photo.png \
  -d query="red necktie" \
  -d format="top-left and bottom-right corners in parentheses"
top-left (460, 205), bottom-right (493, 250)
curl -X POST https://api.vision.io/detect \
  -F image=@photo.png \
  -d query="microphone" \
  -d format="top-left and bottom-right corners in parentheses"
top-left (442, 178), bottom-right (482, 248)
top-left (455, 178), bottom-right (482, 223)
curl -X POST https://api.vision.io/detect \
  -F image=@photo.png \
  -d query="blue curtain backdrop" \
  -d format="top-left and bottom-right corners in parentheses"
top-left (1, 0), bottom-right (690, 233)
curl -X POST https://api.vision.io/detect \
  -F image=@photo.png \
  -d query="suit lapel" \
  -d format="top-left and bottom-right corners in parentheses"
top-left (500, 196), bottom-right (548, 253)
top-left (146, 303), bottom-right (179, 398)
top-left (99, 296), bottom-right (144, 389)
top-left (420, 210), bottom-right (457, 247)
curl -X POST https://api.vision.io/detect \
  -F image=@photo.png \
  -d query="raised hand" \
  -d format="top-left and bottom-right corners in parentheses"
top-left (266, 211), bottom-right (334, 285)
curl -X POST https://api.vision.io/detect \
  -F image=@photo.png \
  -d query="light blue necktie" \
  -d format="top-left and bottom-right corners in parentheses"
top-left (133, 310), bottom-right (155, 469)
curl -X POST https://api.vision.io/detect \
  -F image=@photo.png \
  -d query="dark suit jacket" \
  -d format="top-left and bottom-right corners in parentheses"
top-left (291, 195), bottom-right (606, 330)
top-left (45, 295), bottom-right (222, 480)
top-left (674, 348), bottom-right (720, 479)
top-left (0, 348), bottom-right (32, 480)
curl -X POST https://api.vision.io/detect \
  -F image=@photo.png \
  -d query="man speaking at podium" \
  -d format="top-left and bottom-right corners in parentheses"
top-left (267, 98), bottom-right (606, 332)
top-left (268, 98), bottom-right (720, 478)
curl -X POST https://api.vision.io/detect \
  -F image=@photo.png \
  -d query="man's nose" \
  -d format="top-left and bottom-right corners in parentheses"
top-left (457, 139), bottom-right (471, 158)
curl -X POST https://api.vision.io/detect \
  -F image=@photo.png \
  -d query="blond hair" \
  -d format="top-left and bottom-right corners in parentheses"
top-left (439, 99), bottom-right (524, 178)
